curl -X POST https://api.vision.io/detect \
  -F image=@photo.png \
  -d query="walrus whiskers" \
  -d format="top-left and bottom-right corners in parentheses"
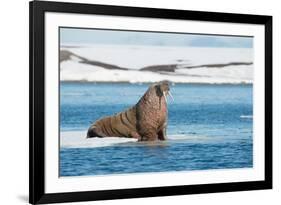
top-left (163, 90), bottom-right (173, 103)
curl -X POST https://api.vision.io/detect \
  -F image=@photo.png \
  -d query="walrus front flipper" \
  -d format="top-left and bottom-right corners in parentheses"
top-left (157, 123), bottom-right (167, 141)
top-left (139, 127), bottom-right (158, 141)
top-left (157, 129), bottom-right (166, 141)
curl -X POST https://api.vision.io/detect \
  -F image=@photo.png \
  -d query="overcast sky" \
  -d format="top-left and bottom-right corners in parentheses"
top-left (60, 27), bottom-right (253, 48)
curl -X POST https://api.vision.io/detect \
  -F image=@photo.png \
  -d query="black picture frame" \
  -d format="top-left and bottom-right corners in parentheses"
top-left (29, 0), bottom-right (272, 204)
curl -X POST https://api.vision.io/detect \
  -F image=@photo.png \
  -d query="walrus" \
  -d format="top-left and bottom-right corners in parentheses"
top-left (86, 81), bottom-right (173, 141)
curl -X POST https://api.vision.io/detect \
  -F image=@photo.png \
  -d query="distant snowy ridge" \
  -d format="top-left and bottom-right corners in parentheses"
top-left (60, 45), bottom-right (253, 84)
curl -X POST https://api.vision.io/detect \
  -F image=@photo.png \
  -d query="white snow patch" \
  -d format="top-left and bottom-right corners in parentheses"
top-left (61, 131), bottom-right (137, 148)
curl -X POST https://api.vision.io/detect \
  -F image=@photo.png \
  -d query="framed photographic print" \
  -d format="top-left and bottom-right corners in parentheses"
top-left (29, 0), bottom-right (272, 204)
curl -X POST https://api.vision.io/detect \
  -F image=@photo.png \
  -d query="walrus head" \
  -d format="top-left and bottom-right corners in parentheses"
top-left (155, 81), bottom-right (174, 103)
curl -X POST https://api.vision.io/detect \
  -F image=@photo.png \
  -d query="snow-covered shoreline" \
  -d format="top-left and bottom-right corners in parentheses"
top-left (60, 45), bottom-right (253, 84)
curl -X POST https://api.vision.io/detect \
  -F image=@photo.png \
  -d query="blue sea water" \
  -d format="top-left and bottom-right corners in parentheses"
top-left (60, 82), bottom-right (253, 176)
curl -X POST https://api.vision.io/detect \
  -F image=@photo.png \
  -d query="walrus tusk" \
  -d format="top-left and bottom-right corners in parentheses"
top-left (168, 91), bottom-right (174, 101)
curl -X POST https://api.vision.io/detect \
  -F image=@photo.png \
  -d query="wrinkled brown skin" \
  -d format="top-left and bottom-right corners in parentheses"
top-left (87, 82), bottom-right (168, 141)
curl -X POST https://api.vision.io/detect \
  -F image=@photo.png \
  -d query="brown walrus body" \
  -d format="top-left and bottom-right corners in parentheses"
top-left (87, 81), bottom-right (171, 141)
